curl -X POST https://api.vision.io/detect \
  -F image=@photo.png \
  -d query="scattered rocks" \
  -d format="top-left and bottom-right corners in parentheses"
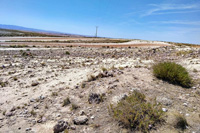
top-left (73, 115), bottom-right (88, 125)
top-left (5, 112), bottom-right (13, 117)
top-left (53, 120), bottom-right (69, 133)
top-left (88, 93), bottom-right (102, 104)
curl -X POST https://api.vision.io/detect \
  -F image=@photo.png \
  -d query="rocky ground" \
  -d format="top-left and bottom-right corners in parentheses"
top-left (0, 45), bottom-right (200, 133)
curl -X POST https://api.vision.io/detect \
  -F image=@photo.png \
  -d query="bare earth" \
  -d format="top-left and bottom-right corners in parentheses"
top-left (0, 37), bottom-right (171, 47)
top-left (0, 37), bottom-right (200, 133)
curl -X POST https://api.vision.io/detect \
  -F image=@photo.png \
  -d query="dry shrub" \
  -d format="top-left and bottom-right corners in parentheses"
top-left (109, 91), bottom-right (164, 132)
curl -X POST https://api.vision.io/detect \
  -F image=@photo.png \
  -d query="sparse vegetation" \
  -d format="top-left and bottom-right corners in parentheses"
top-left (64, 129), bottom-right (69, 133)
top-left (0, 81), bottom-right (8, 87)
top-left (0, 28), bottom-right (61, 37)
top-left (51, 92), bottom-right (58, 97)
top-left (9, 44), bottom-right (28, 48)
top-left (21, 51), bottom-right (32, 57)
top-left (81, 82), bottom-right (86, 88)
top-left (13, 76), bottom-right (18, 81)
top-left (5, 39), bottom-right (130, 43)
top-left (62, 97), bottom-right (71, 107)
top-left (30, 110), bottom-right (37, 116)
top-left (65, 51), bottom-right (70, 55)
top-left (71, 104), bottom-right (79, 110)
top-left (176, 50), bottom-right (193, 56)
top-left (3, 110), bottom-right (6, 115)
top-left (109, 91), bottom-right (164, 132)
top-left (101, 67), bottom-right (107, 72)
top-left (193, 68), bottom-right (198, 72)
top-left (153, 62), bottom-right (192, 88)
top-left (174, 113), bottom-right (188, 130)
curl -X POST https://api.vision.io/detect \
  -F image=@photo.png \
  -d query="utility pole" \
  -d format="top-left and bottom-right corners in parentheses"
top-left (95, 26), bottom-right (98, 37)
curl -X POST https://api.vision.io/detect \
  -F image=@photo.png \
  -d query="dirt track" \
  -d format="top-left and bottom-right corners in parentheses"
top-left (0, 42), bottom-right (171, 47)
top-left (0, 37), bottom-right (172, 48)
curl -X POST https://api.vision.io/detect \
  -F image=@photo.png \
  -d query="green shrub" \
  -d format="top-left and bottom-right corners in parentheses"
top-left (0, 81), bottom-right (8, 87)
top-left (65, 51), bottom-right (70, 55)
top-left (153, 62), bottom-right (192, 88)
top-left (109, 91), bottom-right (164, 132)
top-left (62, 97), bottom-right (71, 107)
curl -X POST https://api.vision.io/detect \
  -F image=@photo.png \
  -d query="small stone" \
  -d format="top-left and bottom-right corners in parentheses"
top-left (148, 124), bottom-right (153, 129)
top-left (73, 115), bottom-right (88, 125)
top-left (26, 128), bottom-right (31, 131)
top-left (32, 120), bottom-right (36, 125)
top-left (34, 105), bottom-right (38, 109)
top-left (91, 115), bottom-right (95, 120)
top-left (185, 113), bottom-right (190, 116)
top-left (162, 108), bottom-right (168, 112)
top-left (42, 117), bottom-right (47, 122)
top-left (5, 112), bottom-right (13, 117)
top-left (79, 110), bottom-right (85, 116)
top-left (39, 95), bottom-right (45, 100)
top-left (31, 81), bottom-right (39, 86)
top-left (37, 119), bottom-right (42, 123)
top-left (75, 86), bottom-right (79, 89)
top-left (30, 99), bottom-right (35, 102)
top-left (192, 87), bottom-right (196, 89)
top-left (70, 125), bottom-right (76, 130)
top-left (24, 110), bottom-right (28, 114)
top-left (10, 106), bottom-right (16, 112)
top-left (183, 103), bottom-right (188, 107)
top-left (53, 120), bottom-right (69, 133)
top-left (130, 88), bottom-right (140, 92)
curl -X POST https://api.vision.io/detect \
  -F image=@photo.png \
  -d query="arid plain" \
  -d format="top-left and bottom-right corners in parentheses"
top-left (0, 37), bottom-right (200, 133)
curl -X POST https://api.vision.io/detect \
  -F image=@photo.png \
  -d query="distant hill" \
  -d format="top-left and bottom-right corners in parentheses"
top-left (0, 24), bottom-right (84, 37)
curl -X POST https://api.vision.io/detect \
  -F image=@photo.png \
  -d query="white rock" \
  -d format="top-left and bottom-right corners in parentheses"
top-left (185, 113), bottom-right (190, 116)
top-left (73, 115), bottom-right (88, 125)
top-left (183, 103), bottom-right (188, 107)
top-left (90, 115), bottom-right (95, 120)
top-left (162, 108), bottom-right (168, 112)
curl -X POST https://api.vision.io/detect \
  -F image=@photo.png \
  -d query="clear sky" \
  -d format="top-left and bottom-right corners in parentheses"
top-left (0, 0), bottom-right (200, 44)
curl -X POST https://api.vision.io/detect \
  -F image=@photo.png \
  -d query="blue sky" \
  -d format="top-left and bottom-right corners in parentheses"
top-left (0, 0), bottom-right (200, 44)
